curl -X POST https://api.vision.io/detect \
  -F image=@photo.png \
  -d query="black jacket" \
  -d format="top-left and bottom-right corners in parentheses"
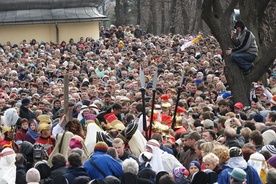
top-left (19, 106), bottom-right (35, 120)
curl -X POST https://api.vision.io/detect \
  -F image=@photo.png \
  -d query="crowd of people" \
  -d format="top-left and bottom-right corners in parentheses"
top-left (0, 21), bottom-right (276, 184)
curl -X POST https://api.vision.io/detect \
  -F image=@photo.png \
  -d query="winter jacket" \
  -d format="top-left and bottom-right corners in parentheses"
top-left (218, 164), bottom-right (261, 184)
top-left (84, 151), bottom-right (123, 180)
top-left (232, 27), bottom-right (258, 56)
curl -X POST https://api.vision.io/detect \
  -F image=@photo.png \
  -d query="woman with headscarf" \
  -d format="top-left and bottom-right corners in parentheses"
top-left (25, 119), bottom-right (40, 144)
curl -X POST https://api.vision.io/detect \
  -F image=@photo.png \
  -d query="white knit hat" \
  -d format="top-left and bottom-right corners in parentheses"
top-left (262, 130), bottom-right (276, 146)
top-left (26, 168), bottom-right (40, 183)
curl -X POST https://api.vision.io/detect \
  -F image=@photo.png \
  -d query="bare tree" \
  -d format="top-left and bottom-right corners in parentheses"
top-left (202, 0), bottom-right (276, 105)
top-left (169, 0), bottom-right (177, 34)
top-left (161, 0), bottom-right (165, 34)
top-left (136, 0), bottom-right (141, 25)
top-left (115, 0), bottom-right (122, 26)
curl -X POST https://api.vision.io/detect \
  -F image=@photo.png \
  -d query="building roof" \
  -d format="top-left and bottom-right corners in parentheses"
top-left (0, 0), bottom-right (107, 26)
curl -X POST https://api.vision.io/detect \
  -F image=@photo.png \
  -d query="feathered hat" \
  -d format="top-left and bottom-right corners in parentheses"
top-left (1, 108), bottom-right (19, 135)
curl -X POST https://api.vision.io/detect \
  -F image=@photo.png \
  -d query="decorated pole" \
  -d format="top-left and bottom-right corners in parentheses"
top-left (139, 65), bottom-right (148, 140)
top-left (149, 70), bottom-right (158, 137)
top-left (171, 72), bottom-right (185, 129)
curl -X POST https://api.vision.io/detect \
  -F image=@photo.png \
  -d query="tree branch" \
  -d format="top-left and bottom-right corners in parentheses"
top-left (224, 0), bottom-right (239, 19)
top-left (251, 40), bottom-right (276, 81)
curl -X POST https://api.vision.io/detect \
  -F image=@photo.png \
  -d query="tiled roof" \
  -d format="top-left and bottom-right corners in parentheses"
top-left (0, 7), bottom-right (107, 25)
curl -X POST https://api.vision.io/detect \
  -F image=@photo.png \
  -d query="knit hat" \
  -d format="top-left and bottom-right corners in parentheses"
top-left (69, 138), bottom-right (82, 149)
top-left (268, 155), bottom-right (276, 168)
top-left (189, 160), bottom-right (201, 170)
top-left (234, 20), bottom-right (245, 30)
top-left (222, 92), bottom-right (232, 99)
top-left (26, 168), bottom-right (40, 183)
top-left (267, 168), bottom-right (276, 184)
top-left (202, 119), bottom-right (214, 129)
top-left (234, 102), bottom-right (244, 109)
top-left (34, 160), bottom-right (51, 179)
top-left (252, 114), bottom-right (264, 123)
top-left (262, 130), bottom-right (276, 145)
top-left (229, 147), bottom-right (242, 157)
top-left (21, 98), bottom-right (31, 106)
top-left (172, 167), bottom-right (189, 178)
top-left (96, 132), bottom-right (113, 147)
top-left (228, 168), bottom-right (247, 182)
top-left (262, 145), bottom-right (276, 156)
top-left (94, 141), bottom-right (108, 152)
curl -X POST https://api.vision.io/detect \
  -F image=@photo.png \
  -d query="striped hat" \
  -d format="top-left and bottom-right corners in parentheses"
top-left (262, 145), bottom-right (276, 156)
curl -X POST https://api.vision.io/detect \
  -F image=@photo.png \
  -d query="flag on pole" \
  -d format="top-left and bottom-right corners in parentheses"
top-left (181, 34), bottom-right (203, 51)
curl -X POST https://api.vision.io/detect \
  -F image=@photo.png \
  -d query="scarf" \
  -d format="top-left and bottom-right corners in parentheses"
top-left (27, 122), bottom-right (40, 141)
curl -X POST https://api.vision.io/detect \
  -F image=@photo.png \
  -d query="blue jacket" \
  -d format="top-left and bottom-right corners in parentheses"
top-left (218, 164), bottom-right (261, 184)
top-left (84, 151), bottom-right (123, 179)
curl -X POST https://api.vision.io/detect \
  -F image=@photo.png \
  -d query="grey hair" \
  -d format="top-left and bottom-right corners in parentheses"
top-left (122, 158), bottom-right (139, 175)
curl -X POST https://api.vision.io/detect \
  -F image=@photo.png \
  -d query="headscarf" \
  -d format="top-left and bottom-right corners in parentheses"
top-left (0, 148), bottom-right (16, 184)
top-left (146, 139), bottom-right (164, 172)
top-left (27, 120), bottom-right (40, 141)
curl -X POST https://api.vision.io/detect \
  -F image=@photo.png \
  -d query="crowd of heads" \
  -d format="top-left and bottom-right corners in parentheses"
top-left (0, 23), bottom-right (276, 184)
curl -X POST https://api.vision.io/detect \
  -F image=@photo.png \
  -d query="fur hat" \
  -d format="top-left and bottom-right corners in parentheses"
top-left (26, 168), bottom-right (40, 183)
top-left (94, 141), bottom-right (108, 153)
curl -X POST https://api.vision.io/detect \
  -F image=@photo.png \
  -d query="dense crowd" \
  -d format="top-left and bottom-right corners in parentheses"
top-left (0, 23), bottom-right (276, 184)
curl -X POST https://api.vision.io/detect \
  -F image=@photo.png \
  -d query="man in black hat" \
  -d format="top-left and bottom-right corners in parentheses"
top-left (226, 19), bottom-right (258, 75)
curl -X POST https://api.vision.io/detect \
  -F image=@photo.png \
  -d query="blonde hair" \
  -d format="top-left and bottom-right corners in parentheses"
top-left (203, 152), bottom-right (219, 166)
top-left (212, 145), bottom-right (230, 165)
top-left (201, 142), bottom-right (215, 156)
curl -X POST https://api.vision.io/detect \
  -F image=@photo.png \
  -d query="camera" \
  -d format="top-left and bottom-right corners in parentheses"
top-left (33, 143), bottom-right (47, 161)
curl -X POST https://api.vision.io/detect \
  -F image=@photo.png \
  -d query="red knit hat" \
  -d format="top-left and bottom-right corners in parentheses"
top-left (94, 141), bottom-right (108, 152)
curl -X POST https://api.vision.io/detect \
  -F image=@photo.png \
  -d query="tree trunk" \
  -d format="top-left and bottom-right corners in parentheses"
top-left (136, 0), bottom-right (141, 25)
top-left (201, 0), bottom-right (276, 106)
top-left (161, 0), bottom-right (165, 34)
top-left (180, 1), bottom-right (189, 35)
top-left (169, 0), bottom-right (177, 34)
top-left (122, 0), bottom-right (128, 25)
top-left (115, 0), bottom-right (122, 26)
top-left (150, 0), bottom-right (157, 35)
top-left (196, 0), bottom-right (203, 33)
